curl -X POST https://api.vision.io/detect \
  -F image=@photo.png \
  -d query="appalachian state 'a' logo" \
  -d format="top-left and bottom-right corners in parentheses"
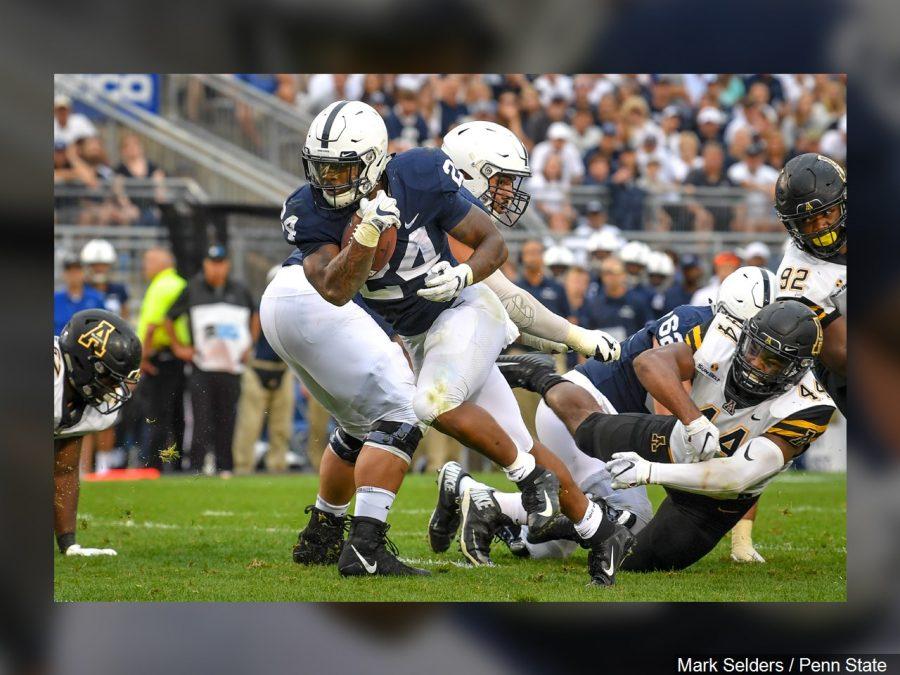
top-left (77, 320), bottom-right (116, 358)
top-left (723, 399), bottom-right (737, 415)
top-left (650, 433), bottom-right (667, 454)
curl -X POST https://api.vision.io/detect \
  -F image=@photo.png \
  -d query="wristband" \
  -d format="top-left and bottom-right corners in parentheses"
top-left (351, 220), bottom-right (382, 248)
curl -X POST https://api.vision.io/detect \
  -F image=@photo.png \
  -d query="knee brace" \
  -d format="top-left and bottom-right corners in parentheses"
top-left (364, 421), bottom-right (423, 464)
top-left (328, 427), bottom-right (364, 464)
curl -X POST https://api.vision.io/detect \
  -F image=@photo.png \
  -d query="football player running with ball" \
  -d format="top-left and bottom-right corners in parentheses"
top-left (492, 299), bottom-right (834, 573)
top-left (265, 102), bottom-right (626, 583)
top-left (54, 309), bottom-right (142, 557)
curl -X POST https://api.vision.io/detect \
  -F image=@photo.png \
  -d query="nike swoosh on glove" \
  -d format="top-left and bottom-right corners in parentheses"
top-left (417, 261), bottom-right (474, 303)
top-left (607, 452), bottom-right (652, 489)
top-left (65, 543), bottom-right (118, 557)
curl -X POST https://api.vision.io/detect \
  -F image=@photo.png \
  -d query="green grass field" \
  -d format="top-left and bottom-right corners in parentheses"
top-left (55, 471), bottom-right (845, 602)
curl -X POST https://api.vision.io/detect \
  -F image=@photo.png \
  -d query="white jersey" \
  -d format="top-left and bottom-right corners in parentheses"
top-left (53, 337), bottom-right (120, 440)
top-left (776, 242), bottom-right (847, 327)
top-left (679, 313), bottom-right (836, 497)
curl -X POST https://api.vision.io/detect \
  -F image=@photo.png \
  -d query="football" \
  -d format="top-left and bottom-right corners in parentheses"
top-left (341, 212), bottom-right (397, 277)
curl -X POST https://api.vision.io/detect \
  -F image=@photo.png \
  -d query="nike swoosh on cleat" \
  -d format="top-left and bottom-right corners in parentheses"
top-left (404, 214), bottom-right (419, 229)
top-left (601, 550), bottom-right (615, 577)
top-left (350, 545), bottom-right (377, 574)
top-left (538, 490), bottom-right (554, 518)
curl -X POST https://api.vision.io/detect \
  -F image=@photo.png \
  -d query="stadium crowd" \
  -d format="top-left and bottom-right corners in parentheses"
top-left (53, 74), bottom-right (846, 477)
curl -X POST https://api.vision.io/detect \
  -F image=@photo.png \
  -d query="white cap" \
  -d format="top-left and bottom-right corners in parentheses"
top-left (587, 229), bottom-right (622, 253)
top-left (80, 239), bottom-right (117, 265)
top-left (697, 106), bottom-right (725, 126)
top-left (543, 245), bottom-right (575, 268)
top-left (547, 122), bottom-right (573, 142)
top-left (54, 94), bottom-right (72, 108)
top-left (646, 251), bottom-right (675, 277)
top-left (619, 240), bottom-right (651, 266)
top-left (395, 74), bottom-right (427, 92)
top-left (741, 241), bottom-right (771, 261)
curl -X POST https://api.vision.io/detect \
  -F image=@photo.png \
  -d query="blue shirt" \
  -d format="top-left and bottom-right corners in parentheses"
top-left (54, 287), bottom-right (106, 335)
top-left (282, 147), bottom-right (474, 336)
top-left (579, 289), bottom-right (654, 344)
top-left (515, 276), bottom-right (571, 319)
top-left (662, 282), bottom-right (695, 315)
top-left (576, 304), bottom-right (712, 414)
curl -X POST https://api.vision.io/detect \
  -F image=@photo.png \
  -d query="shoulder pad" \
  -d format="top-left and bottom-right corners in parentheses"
top-left (389, 147), bottom-right (462, 195)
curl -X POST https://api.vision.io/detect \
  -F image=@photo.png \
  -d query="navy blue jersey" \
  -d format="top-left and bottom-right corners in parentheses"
top-left (575, 303), bottom-right (712, 414)
top-left (515, 276), bottom-right (571, 319)
top-left (281, 147), bottom-right (474, 336)
top-left (579, 289), bottom-right (654, 343)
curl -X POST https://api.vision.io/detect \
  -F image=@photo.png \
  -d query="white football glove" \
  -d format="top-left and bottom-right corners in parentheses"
top-left (353, 190), bottom-right (400, 247)
top-left (564, 325), bottom-right (621, 361)
top-left (731, 543), bottom-right (766, 564)
top-left (607, 452), bottom-right (652, 489)
top-left (64, 543), bottom-right (117, 557)
top-left (417, 261), bottom-right (474, 303)
top-left (682, 415), bottom-right (722, 463)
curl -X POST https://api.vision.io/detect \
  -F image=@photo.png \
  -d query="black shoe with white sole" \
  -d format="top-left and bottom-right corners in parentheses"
top-left (586, 523), bottom-right (636, 587)
top-left (292, 505), bottom-right (347, 565)
top-left (459, 488), bottom-right (510, 566)
top-left (518, 466), bottom-right (563, 540)
top-left (496, 354), bottom-right (566, 396)
top-left (428, 461), bottom-right (468, 553)
top-left (337, 516), bottom-right (430, 577)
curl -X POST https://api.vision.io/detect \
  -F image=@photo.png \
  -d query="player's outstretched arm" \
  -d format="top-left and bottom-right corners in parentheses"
top-left (303, 243), bottom-right (376, 306)
top-left (608, 433), bottom-right (795, 495)
top-left (820, 315), bottom-right (846, 377)
top-left (633, 343), bottom-right (701, 424)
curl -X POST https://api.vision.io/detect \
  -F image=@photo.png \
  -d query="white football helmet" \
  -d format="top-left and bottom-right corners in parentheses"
top-left (586, 229), bottom-right (622, 254)
top-left (301, 100), bottom-right (389, 209)
top-left (619, 240), bottom-right (651, 267)
top-left (715, 266), bottom-right (778, 322)
top-left (646, 250), bottom-right (674, 278)
top-left (441, 121), bottom-right (531, 227)
top-left (80, 238), bottom-right (116, 265)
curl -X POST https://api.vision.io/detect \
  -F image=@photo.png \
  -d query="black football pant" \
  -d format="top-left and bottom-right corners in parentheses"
top-left (189, 369), bottom-right (241, 473)
top-left (138, 352), bottom-right (186, 471)
top-left (574, 411), bottom-right (757, 571)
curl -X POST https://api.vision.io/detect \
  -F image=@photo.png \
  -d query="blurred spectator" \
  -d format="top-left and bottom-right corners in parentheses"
top-left (580, 255), bottom-right (653, 343)
top-left (659, 105), bottom-right (683, 154)
top-left (524, 93), bottom-right (567, 145)
top-left (136, 248), bottom-right (188, 471)
top-left (740, 241), bottom-right (772, 269)
top-left (695, 106), bottom-right (727, 144)
top-left (533, 74), bottom-right (574, 107)
top-left (646, 250), bottom-right (676, 317)
top-left (53, 94), bottom-right (96, 146)
top-left (436, 75), bottom-right (469, 136)
top-left (232, 267), bottom-right (294, 475)
top-left (305, 74), bottom-right (365, 112)
top-left (54, 253), bottom-right (105, 336)
top-left (619, 240), bottom-right (654, 302)
top-left (573, 200), bottom-right (613, 238)
top-left (543, 244), bottom-right (576, 281)
top-left (81, 239), bottom-right (129, 319)
top-left (663, 254), bottom-right (705, 313)
top-left (727, 141), bottom-right (780, 230)
top-left (564, 262), bottom-right (592, 320)
top-left (691, 250), bottom-right (741, 306)
top-left (516, 239), bottom-right (572, 318)
top-left (583, 152), bottom-right (612, 186)
top-left (165, 245), bottom-right (259, 477)
top-left (570, 108), bottom-right (602, 156)
top-left (531, 122), bottom-right (585, 184)
top-left (608, 148), bottom-right (645, 230)
top-left (114, 133), bottom-right (164, 181)
top-left (819, 114), bottom-right (847, 165)
top-left (385, 86), bottom-right (429, 146)
top-left (586, 229), bottom-right (623, 292)
top-left (527, 154), bottom-right (571, 219)
top-left (684, 141), bottom-right (737, 231)
top-left (620, 95), bottom-right (663, 150)
top-left (668, 131), bottom-right (703, 183)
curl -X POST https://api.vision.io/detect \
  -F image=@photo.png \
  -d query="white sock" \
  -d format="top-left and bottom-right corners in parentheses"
top-left (315, 495), bottom-right (349, 517)
top-left (503, 450), bottom-right (536, 483)
top-left (354, 486), bottom-right (396, 523)
top-left (492, 491), bottom-right (528, 525)
top-left (458, 475), bottom-right (488, 495)
top-left (573, 500), bottom-right (603, 539)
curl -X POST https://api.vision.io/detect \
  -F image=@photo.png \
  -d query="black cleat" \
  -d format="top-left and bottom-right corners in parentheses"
top-left (586, 523), bottom-right (636, 587)
top-left (338, 516), bottom-right (430, 577)
top-left (525, 514), bottom-right (578, 545)
top-left (428, 461), bottom-right (468, 553)
top-left (518, 466), bottom-right (563, 539)
top-left (459, 488), bottom-right (509, 566)
top-left (292, 505), bottom-right (347, 565)
top-left (496, 523), bottom-right (530, 558)
top-left (496, 354), bottom-right (565, 396)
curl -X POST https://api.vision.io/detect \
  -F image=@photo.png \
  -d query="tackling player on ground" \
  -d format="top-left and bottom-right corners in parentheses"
top-left (494, 299), bottom-right (834, 573)
top-left (54, 309), bottom-right (141, 557)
